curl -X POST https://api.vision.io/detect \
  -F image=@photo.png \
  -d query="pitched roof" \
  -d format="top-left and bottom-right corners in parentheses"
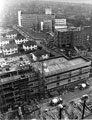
top-left (23, 40), bottom-right (37, 47)
top-left (15, 35), bottom-right (26, 40)
top-left (33, 49), bottom-right (48, 57)
top-left (3, 43), bottom-right (18, 50)
top-left (6, 29), bottom-right (18, 35)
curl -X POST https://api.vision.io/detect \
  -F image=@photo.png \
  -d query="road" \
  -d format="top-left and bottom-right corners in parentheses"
top-left (61, 86), bottom-right (92, 103)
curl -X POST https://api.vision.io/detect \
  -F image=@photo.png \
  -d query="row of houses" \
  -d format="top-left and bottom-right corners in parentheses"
top-left (0, 29), bottom-right (50, 61)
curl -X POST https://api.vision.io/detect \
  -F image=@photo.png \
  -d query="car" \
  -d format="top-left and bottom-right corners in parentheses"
top-left (49, 97), bottom-right (63, 107)
top-left (78, 83), bottom-right (89, 90)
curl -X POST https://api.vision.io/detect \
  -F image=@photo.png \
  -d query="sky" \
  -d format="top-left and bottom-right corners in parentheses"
top-left (42, 0), bottom-right (92, 4)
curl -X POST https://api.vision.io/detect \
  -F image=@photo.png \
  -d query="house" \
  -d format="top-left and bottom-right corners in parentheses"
top-left (14, 35), bottom-right (28, 44)
top-left (23, 41), bottom-right (37, 51)
top-left (5, 30), bottom-right (18, 39)
top-left (30, 49), bottom-right (49, 61)
top-left (0, 38), bottom-right (9, 46)
top-left (2, 43), bottom-right (18, 55)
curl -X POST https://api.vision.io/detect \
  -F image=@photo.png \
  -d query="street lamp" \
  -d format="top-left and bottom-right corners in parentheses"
top-left (81, 94), bottom-right (89, 119)
top-left (58, 104), bottom-right (64, 120)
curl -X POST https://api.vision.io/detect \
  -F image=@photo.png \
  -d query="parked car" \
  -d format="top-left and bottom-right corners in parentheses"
top-left (78, 83), bottom-right (90, 90)
top-left (49, 97), bottom-right (63, 107)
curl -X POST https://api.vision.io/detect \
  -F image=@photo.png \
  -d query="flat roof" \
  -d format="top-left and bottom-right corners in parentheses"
top-left (33, 56), bottom-right (91, 76)
top-left (0, 55), bottom-right (31, 74)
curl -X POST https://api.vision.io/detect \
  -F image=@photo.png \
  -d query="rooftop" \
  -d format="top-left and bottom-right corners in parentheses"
top-left (76, 46), bottom-right (86, 51)
top-left (6, 29), bottom-right (19, 35)
top-left (33, 56), bottom-right (91, 76)
top-left (0, 55), bottom-right (31, 74)
top-left (15, 35), bottom-right (26, 40)
top-left (0, 37), bottom-right (12, 42)
top-left (33, 49), bottom-right (48, 57)
top-left (23, 40), bottom-right (37, 46)
top-left (3, 43), bottom-right (18, 50)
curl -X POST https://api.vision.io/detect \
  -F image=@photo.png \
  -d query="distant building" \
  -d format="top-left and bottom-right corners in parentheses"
top-left (54, 26), bottom-right (92, 49)
top-left (45, 8), bottom-right (52, 15)
top-left (23, 41), bottom-right (37, 51)
top-left (54, 28), bottom-right (73, 48)
top-left (54, 19), bottom-right (67, 29)
top-left (18, 10), bottom-right (55, 32)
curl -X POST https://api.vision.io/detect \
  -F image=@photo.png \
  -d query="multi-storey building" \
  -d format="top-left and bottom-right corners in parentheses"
top-left (0, 54), bottom-right (91, 112)
top-left (33, 56), bottom-right (91, 92)
top-left (0, 55), bottom-right (39, 112)
top-left (54, 26), bottom-right (92, 49)
top-left (18, 11), bottom-right (55, 32)
top-left (54, 29), bottom-right (73, 48)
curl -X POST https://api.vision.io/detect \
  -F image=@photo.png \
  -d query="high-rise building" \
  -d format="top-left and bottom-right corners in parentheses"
top-left (17, 10), bottom-right (55, 32)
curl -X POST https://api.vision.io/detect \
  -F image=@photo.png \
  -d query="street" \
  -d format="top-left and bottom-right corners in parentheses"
top-left (61, 86), bottom-right (92, 103)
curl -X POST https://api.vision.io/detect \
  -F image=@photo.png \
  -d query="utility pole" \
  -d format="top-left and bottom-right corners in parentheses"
top-left (81, 94), bottom-right (89, 119)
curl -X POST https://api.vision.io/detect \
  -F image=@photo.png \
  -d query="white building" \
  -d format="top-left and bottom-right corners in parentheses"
top-left (0, 38), bottom-right (9, 46)
top-left (14, 35), bottom-right (28, 44)
top-left (3, 43), bottom-right (18, 55)
top-left (23, 41), bottom-right (37, 51)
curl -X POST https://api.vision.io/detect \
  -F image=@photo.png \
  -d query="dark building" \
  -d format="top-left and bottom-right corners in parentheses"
top-left (54, 29), bottom-right (73, 48)
top-left (54, 26), bottom-right (92, 50)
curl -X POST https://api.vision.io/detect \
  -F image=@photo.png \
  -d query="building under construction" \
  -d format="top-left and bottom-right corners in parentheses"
top-left (0, 54), bottom-right (91, 113)
top-left (0, 55), bottom-right (39, 112)
top-left (33, 56), bottom-right (91, 93)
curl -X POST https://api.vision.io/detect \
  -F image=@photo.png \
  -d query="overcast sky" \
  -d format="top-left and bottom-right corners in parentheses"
top-left (41, 0), bottom-right (92, 4)
top-left (3, 0), bottom-right (92, 4)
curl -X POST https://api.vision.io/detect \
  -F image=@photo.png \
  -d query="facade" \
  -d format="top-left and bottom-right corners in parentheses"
top-left (33, 56), bottom-right (91, 91)
top-left (18, 11), bottom-right (55, 31)
top-left (5, 30), bottom-right (18, 39)
top-left (23, 41), bottom-right (37, 51)
top-left (0, 55), bottom-right (39, 112)
top-left (0, 54), bottom-right (91, 112)
top-left (14, 35), bottom-right (28, 44)
top-left (54, 19), bottom-right (67, 29)
top-left (2, 43), bottom-right (18, 55)
top-left (54, 29), bottom-right (73, 48)
top-left (54, 26), bottom-right (92, 49)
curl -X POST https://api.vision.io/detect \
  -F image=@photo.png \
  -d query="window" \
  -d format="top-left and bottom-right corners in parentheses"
top-left (57, 82), bottom-right (59, 86)
top-left (57, 76), bottom-right (60, 79)
top-left (68, 79), bottom-right (71, 83)
top-left (29, 83), bottom-right (33, 86)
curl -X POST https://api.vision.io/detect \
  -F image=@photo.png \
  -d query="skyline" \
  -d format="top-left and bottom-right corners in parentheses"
top-left (3, 0), bottom-right (92, 4)
top-left (40, 0), bottom-right (92, 4)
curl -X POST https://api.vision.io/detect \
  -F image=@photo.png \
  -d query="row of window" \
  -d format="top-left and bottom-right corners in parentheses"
top-left (46, 73), bottom-right (90, 90)
top-left (46, 67), bottom-right (90, 84)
